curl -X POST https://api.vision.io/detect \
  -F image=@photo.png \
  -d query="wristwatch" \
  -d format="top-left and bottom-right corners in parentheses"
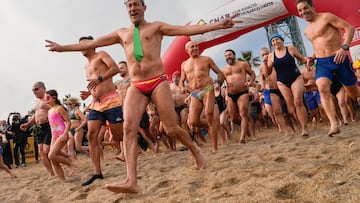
top-left (342, 44), bottom-right (349, 51)
top-left (97, 76), bottom-right (103, 82)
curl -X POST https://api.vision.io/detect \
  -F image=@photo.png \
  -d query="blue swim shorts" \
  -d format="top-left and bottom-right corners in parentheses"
top-left (315, 55), bottom-right (357, 86)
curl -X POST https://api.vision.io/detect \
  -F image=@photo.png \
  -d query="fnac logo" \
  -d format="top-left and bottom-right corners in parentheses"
top-left (197, 19), bottom-right (207, 25)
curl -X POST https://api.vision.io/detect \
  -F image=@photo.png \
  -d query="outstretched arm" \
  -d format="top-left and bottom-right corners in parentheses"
top-left (45, 30), bottom-right (121, 52)
top-left (159, 14), bottom-right (241, 36)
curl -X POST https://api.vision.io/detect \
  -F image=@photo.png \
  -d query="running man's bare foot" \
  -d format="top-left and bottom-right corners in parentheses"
top-left (328, 126), bottom-right (340, 137)
top-left (105, 180), bottom-right (138, 193)
top-left (192, 146), bottom-right (206, 170)
top-left (47, 175), bottom-right (56, 180)
top-left (68, 163), bottom-right (76, 176)
top-left (210, 149), bottom-right (218, 154)
top-left (301, 130), bottom-right (309, 138)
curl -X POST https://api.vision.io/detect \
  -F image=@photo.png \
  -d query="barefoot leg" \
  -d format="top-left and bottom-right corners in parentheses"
top-left (105, 179), bottom-right (139, 193)
top-left (328, 126), bottom-right (340, 137)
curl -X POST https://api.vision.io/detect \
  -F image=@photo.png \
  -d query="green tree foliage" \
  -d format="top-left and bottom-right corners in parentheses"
top-left (237, 50), bottom-right (261, 68)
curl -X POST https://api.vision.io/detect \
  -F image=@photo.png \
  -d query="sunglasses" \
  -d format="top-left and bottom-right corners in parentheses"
top-left (32, 87), bottom-right (41, 92)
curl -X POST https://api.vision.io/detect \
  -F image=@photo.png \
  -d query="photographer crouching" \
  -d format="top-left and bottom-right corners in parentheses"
top-left (7, 112), bottom-right (28, 168)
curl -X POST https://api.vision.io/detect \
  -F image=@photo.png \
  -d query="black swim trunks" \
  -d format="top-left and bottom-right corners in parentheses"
top-left (228, 90), bottom-right (249, 103)
top-left (34, 122), bottom-right (52, 145)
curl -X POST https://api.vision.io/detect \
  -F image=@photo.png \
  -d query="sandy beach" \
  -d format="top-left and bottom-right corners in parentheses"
top-left (1, 122), bottom-right (360, 203)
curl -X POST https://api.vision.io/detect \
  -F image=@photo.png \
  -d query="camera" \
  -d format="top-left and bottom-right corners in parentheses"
top-left (8, 112), bottom-right (21, 125)
top-left (12, 116), bottom-right (19, 122)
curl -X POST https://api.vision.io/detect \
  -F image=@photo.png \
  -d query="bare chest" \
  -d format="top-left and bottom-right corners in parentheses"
top-left (184, 59), bottom-right (210, 76)
top-left (223, 66), bottom-right (245, 77)
top-left (305, 22), bottom-right (334, 41)
top-left (85, 58), bottom-right (107, 76)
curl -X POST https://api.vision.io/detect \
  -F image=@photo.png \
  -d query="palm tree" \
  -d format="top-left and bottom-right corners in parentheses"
top-left (62, 94), bottom-right (71, 104)
top-left (237, 50), bottom-right (261, 68)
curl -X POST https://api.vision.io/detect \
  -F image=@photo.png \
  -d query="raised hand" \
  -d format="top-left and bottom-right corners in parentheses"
top-left (220, 14), bottom-right (242, 29)
top-left (45, 40), bottom-right (63, 52)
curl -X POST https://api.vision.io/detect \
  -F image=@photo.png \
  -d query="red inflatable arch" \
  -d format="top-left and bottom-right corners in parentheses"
top-left (162, 0), bottom-right (360, 78)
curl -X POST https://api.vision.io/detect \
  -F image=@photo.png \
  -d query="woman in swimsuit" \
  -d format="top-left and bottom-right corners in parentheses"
top-left (66, 97), bottom-right (88, 154)
top-left (46, 90), bottom-right (76, 180)
top-left (213, 80), bottom-right (231, 142)
top-left (263, 34), bottom-right (309, 137)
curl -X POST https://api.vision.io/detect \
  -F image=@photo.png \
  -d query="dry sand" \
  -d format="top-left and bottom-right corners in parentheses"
top-left (1, 122), bottom-right (360, 203)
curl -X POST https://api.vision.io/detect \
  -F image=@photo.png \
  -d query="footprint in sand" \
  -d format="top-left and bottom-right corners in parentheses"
top-left (275, 182), bottom-right (302, 200)
top-left (71, 193), bottom-right (88, 201)
top-left (294, 171), bottom-right (313, 178)
top-left (274, 156), bottom-right (286, 162)
top-left (188, 180), bottom-right (204, 192)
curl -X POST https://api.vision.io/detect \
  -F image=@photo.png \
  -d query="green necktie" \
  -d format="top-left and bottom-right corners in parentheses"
top-left (134, 25), bottom-right (143, 62)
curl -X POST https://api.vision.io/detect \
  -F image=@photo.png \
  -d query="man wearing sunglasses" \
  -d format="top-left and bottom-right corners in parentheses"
top-left (21, 81), bottom-right (55, 179)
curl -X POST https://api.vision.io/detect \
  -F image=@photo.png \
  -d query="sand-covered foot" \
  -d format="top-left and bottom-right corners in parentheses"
top-left (328, 126), bottom-right (340, 137)
top-left (47, 175), bottom-right (56, 180)
top-left (105, 181), bottom-right (138, 193)
top-left (193, 146), bottom-right (206, 170)
top-left (210, 149), bottom-right (218, 154)
top-left (68, 163), bottom-right (76, 176)
top-left (301, 130), bottom-right (309, 138)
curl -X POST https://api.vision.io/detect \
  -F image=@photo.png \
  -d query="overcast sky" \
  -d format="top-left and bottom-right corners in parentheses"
top-left (0, 0), bottom-right (313, 120)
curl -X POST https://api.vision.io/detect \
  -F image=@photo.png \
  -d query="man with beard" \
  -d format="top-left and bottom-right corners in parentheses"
top-left (180, 40), bottom-right (225, 154)
top-left (222, 49), bottom-right (256, 143)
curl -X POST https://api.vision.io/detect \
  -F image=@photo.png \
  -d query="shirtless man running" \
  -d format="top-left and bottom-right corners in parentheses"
top-left (296, 0), bottom-right (360, 136)
top-left (46, 0), bottom-right (239, 193)
top-left (117, 60), bottom-right (156, 156)
top-left (180, 40), bottom-right (225, 153)
top-left (222, 49), bottom-right (256, 143)
top-left (21, 82), bottom-right (55, 178)
top-left (77, 36), bottom-right (123, 186)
